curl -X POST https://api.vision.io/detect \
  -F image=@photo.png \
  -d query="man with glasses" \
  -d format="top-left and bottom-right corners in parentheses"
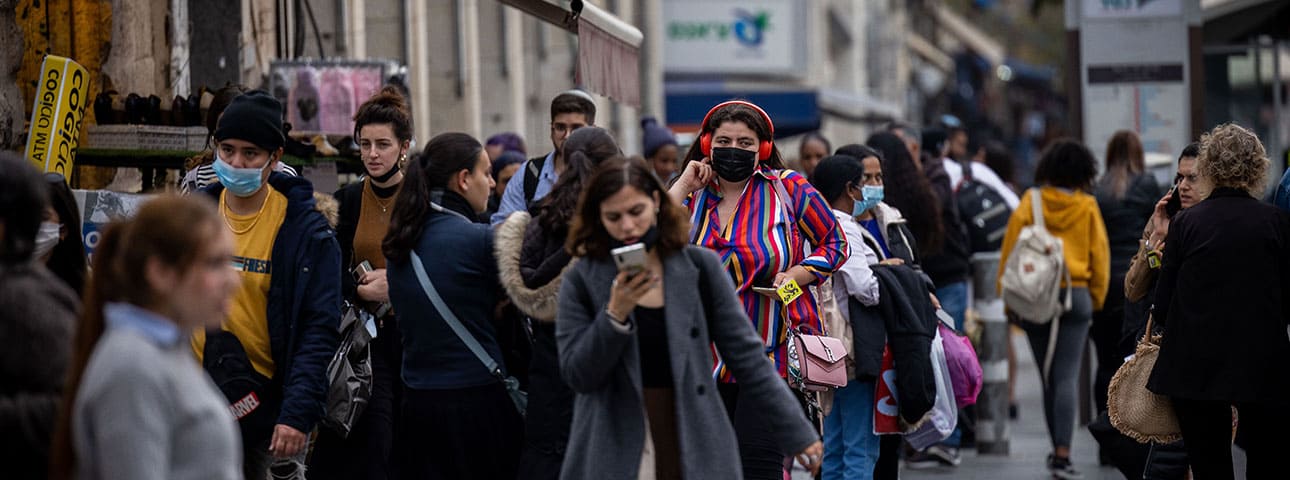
top-left (490, 90), bottom-right (597, 226)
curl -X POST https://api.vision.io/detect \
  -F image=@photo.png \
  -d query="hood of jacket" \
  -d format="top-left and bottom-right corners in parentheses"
top-left (495, 211), bottom-right (577, 322)
top-left (1032, 187), bottom-right (1100, 232)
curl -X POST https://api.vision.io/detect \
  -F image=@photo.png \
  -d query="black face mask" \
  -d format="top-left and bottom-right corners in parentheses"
top-left (370, 160), bottom-right (401, 183)
top-left (609, 224), bottom-right (661, 251)
top-left (711, 147), bottom-right (758, 182)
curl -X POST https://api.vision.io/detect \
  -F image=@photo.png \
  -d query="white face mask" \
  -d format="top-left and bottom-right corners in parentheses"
top-left (33, 221), bottom-right (62, 259)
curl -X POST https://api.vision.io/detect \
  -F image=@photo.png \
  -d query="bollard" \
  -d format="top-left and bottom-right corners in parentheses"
top-left (970, 252), bottom-right (1010, 455)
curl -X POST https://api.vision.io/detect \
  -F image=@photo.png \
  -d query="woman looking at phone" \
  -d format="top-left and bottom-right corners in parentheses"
top-left (559, 157), bottom-right (822, 479)
top-left (667, 101), bottom-right (846, 478)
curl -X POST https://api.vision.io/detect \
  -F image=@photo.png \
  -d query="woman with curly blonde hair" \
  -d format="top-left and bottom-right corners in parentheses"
top-left (1147, 123), bottom-right (1290, 479)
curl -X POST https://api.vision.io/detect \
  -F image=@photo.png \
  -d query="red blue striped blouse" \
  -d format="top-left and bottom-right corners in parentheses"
top-left (686, 167), bottom-right (849, 381)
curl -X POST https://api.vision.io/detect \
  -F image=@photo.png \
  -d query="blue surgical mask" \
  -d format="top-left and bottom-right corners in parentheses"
top-left (853, 185), bottom-right (884, 216)
top-left (213, 153), bottom-right (268, 197)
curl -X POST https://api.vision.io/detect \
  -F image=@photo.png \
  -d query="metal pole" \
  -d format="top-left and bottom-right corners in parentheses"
top-left (970, 252), bottom-right (1010, 455)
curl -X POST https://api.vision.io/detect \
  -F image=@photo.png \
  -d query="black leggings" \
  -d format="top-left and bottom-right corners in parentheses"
top-left (1172, 398), bottom-right (1290, 480)
top-left (719, 382), bottom-right (813, 480)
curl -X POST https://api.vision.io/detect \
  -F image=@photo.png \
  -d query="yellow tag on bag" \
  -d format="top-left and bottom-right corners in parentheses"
top-left (776, 279), bottom-right (804, 304)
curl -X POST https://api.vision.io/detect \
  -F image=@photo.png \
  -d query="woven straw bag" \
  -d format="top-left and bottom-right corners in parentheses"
top-left (1107, 315), bottom-right (1182, 443)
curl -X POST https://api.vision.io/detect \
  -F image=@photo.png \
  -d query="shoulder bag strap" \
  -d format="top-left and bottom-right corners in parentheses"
top-left (409, 250), bottom-right (506, 381)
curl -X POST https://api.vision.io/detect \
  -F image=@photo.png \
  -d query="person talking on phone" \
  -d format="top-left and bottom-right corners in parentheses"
top-left (667, 100), bottom-right (846, 479)
top-left (383, 133), bottom-right (523, 479)
top-left (311, 85), bottom-right (412, 480)
top-left (560, 156), bottom-right (823, 479)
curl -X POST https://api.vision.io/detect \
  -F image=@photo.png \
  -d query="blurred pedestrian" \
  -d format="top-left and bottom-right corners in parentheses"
top-left (797, 131), bottom-right (830, 180)
top-left (487, 150), bottom-right (527, 220)
top-left (1091, 131), bottom-right (1162, 427)
top-left (559, 156), bottom-right (822, 479)
top-left (1148, 124), bottom-right (1290, 479)
top-left (641, 116), bottom-right (679, 182)
top-left (312, 85), bottom-right (413, 480)
top-left (194, 90), bottom-right (342, 480)
top-left (0, 153), bottom-right (79, 480)
top-left (485, 132), bottom-right (527, 161)
top-left (52, 195), bottom-right (242, 480)
top-left (384, 133), bottom-right (523, 479)
top-left (40, 173), bottom-right (88, 296)
top-left (496, 126), bottom-right (620, 478)
top-left (810, 152), bottom-right (884, 480)
top-left (999, 139), bottom-right (1109, 480)
top-left (491, 90), bottom-right (596, 226)
top-left (668, 100), bottom-right (847, 479)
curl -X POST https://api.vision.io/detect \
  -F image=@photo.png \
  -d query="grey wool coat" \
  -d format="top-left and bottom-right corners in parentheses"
top-left (556, 245), bottom-right (818, 479)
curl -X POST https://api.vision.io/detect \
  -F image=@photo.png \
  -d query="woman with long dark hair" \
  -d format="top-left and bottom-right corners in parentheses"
top-left (1091, 130), bottom-right (1162, 430)
top-left (667, 100), bottom-right (847, 479)
top-left (311, 85), bottom-right (413, 479)
top-left (383, 132), bottom-right (522, 479)
top-left (864, 132), bottom-right (944, 257)
top-left (559, 156), bottom-right (821, 479)
top-left (51, 195), bottom-right (242, 479)
top-left (496, 126), bottom-right (620, 478)
top-left (40, 173), bottom-right (87, 296)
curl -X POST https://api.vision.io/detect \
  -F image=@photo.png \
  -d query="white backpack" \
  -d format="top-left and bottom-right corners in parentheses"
top-left (1001, 189), bottom-right (1071, 325)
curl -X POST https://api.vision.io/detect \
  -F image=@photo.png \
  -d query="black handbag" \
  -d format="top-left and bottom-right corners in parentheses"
top-left (322, 302), bottom-right (375, 437)
top-left (203, 329), bottom-right (279, 446)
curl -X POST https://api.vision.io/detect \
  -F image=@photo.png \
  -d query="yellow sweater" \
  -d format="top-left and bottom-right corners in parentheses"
top-left (997, 187), bottom-right (1111, 310)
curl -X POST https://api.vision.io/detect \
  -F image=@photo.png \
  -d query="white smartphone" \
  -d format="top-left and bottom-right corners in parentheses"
top-left (611, 243), bottom-right (647, 274)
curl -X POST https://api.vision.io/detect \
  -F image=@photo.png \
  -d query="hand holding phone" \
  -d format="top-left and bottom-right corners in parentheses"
top-left (611, 243), bottom-right (647, 274)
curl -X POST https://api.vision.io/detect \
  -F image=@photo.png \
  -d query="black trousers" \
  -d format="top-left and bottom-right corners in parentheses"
top-left (517, 323), bottom-right (574, 480)
top-left (1172, 397), bottom-right (1290, 480)
top-left (399, 382), bottom-right (524, 480)
top-left (719, 382), bottom-right (801, 480)
top-left (1090, 273), bottom-right (1127, 413)
top-left (309, 323), bottom-right (403, 480)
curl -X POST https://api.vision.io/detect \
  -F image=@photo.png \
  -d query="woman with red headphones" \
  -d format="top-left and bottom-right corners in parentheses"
top-left (668, 101), bottom-right (848, 479)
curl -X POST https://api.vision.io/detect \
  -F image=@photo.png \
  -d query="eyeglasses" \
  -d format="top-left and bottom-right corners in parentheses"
top-left (551, 123), bottom-right (586, 135)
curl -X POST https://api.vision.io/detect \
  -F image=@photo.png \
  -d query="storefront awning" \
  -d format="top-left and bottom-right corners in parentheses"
top-left (665, 88), bottom-right (820, 138)
top-left (498, 0), bottom-right (642, 107)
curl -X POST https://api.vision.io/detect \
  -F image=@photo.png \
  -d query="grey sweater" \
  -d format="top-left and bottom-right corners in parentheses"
top-left (73, 303), bottom-right (241, 480)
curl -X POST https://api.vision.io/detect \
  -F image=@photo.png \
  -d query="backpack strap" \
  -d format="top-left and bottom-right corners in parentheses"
top-left (523, 156), bottom-right (547, 208)
top-left (1030, 188), bottom-right (1046, 230)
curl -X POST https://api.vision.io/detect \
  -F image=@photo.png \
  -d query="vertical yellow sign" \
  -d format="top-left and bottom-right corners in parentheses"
top-left (25, 55), bottom-right (90, 182)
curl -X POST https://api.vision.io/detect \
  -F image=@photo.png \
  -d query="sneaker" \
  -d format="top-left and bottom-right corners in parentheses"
top-left (905, 450), bottom-right (942, 469)
top-left (1047, 454), bottom-right (1083, 480)
top-left (926, 445), bottom-right (962, 466)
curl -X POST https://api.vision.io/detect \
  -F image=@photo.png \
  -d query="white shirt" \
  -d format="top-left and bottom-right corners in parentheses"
top-left (831, 209), bottom-right (881, 310)
top-left (944, 159), bottom-right (1020, 209)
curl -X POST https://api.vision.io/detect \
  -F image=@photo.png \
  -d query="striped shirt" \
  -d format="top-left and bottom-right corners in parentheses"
top-left (686, 167), bottom-right (848, 380)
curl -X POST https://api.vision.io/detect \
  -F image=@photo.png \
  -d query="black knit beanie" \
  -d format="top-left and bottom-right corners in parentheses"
top-left (214, 90), bottom-right (285, 152)
top-left (810, 154), bottom-right (865, 203)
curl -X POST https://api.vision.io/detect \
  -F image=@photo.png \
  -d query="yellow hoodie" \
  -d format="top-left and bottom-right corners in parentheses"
top-left (997, 187), bottom-right (1111, 310)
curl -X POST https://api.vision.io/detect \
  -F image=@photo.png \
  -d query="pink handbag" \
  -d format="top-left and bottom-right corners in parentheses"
top-left (787, 329), bottom-right (849, 392)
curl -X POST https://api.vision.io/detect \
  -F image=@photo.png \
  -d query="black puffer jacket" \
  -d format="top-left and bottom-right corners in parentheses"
top-left (1095, 173), bottom-right (1163, 274)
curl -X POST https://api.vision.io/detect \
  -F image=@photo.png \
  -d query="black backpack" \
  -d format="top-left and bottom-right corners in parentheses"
top-left (955, 161), bottom-right (1013, 253)
top-left (522, 155), bottom-right (547, 208)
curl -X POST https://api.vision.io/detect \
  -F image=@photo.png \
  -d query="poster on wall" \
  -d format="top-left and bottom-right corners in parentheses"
top-left (269, 61), bottom-right (393, 137)
top-left (1084, 63), bottom-right (1189, 161)
top-left (72, 189), bottom-right (152, 262)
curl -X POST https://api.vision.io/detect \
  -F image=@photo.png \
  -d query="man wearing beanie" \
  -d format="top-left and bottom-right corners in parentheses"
top-left (641, 116), bottom-right (679, 182)
top-left (490, 89), bottom-right (596, 226)
top-left (195, 90), bottom-right (341, 480)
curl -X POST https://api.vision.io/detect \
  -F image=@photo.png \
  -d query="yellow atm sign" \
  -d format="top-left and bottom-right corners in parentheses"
top-left (25, 55), bottom-right (90, 181)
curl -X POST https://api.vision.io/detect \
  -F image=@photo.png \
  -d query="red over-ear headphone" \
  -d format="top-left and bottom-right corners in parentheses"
top-left (698, 100), bottom-right (776, 161)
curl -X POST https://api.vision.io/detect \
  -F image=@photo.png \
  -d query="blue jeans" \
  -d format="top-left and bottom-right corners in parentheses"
top-left (823, 380), bottom-right (879, 480)
top-left (936, 281), bottom-right (968, 330)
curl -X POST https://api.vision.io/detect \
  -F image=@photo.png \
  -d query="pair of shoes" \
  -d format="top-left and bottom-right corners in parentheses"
top-left (926, 445), bottom-right (962, 466)
top-left (1047, 454), bottom-right (1083, 479)
top-left (904, 450), bottom-right (942, 469)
